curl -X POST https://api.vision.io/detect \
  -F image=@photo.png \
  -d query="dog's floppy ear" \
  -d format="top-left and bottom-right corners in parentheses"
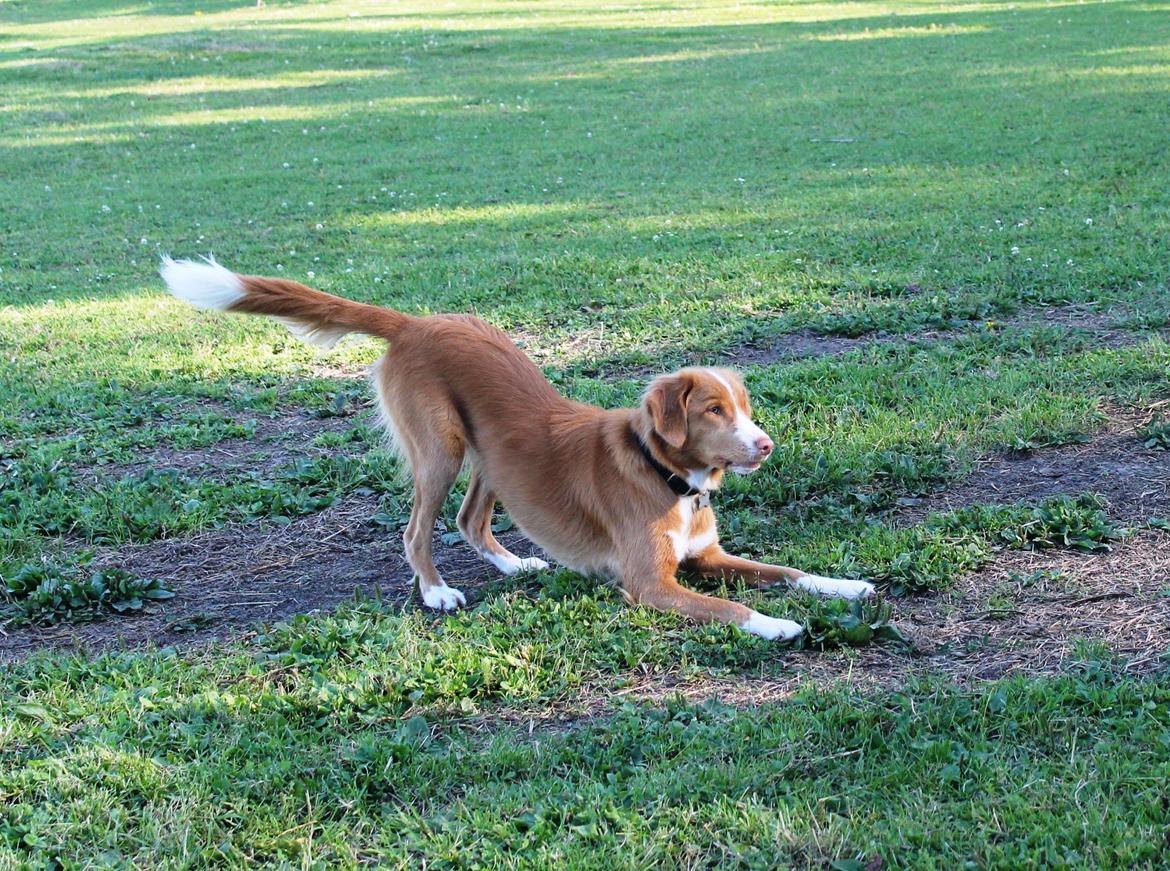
top-left (644, 372), bottom-right (694, 449)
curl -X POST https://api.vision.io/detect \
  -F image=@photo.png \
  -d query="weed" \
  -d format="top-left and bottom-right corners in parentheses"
top-left (999, 494), bottom-right (1118, 553)
top-left (1139, 421), bottom-right (1170, 450)
top-left (3, 564), bottom-right (173, 625)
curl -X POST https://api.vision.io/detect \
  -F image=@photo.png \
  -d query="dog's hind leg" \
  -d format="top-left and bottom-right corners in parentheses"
top-left (374, 355), bottom-right (471, 610)
top-left (457, 466), bottom-right (549, 575)
top-left (403, 448), bottom-right (466, 610)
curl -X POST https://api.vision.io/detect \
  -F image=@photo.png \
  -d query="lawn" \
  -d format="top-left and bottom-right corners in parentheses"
top-left (1, 0), bottom-right (1169, 866)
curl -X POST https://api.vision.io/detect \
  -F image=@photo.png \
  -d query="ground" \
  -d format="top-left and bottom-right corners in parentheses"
top-left (1, 0), bottom-right (1169, 867)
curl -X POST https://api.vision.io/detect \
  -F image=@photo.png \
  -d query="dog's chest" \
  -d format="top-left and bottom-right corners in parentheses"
top-left (665, 495), bottom-right (717, 562)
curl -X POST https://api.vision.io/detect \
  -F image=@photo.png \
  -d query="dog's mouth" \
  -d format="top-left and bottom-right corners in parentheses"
top-left (724, 459), bottom-right (763, 474)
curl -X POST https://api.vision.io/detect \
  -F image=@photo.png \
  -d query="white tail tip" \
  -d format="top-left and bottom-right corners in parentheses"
top-left (159, 254), bottom-right (245, 311)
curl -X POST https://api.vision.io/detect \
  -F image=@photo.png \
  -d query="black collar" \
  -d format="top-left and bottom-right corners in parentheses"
top-left (635, 434), bottom-right (705, 498)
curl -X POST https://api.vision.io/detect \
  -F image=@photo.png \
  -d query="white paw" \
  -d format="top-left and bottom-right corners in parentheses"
top-left (795, 574), bottom-right (875, 600)
top-left (420, 583), bottom-right (466, 611)
top-left (742, 611), bottom-right (804, 641)
top-left (484, 551), bottom-right (549, 576)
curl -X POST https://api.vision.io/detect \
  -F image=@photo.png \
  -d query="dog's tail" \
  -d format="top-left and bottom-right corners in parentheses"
top-left (159, 255), bottom-right (409, 347)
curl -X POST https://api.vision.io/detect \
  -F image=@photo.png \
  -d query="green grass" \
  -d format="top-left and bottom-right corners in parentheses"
top-left (3, 633), bottom-right (1168, 867)
top-left (2, 0), bottom-right (1169, 866)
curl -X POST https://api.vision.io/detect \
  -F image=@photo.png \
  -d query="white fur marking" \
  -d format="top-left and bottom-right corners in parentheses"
top-left (370, 357), bottom-right (406, 462)
top-left (665, 496), bottom-right (695, 561)
top-left (159, 255), bottom-right (244, 311)
top-left (742, 611), bottom-right (804, 641)
top-left (667, 497), bottom-right (719, 559)
top-left (709, 370), bottom-right (735, 394)
top-left (686, 468), bottom-right (716, 491)
top-left (733, 410), bottom-right (769, 452)
top-left (685, 525), bottom-right (718, 558)
top-left (421, 582), bottom-right (466, 610)
top-left (483, 550), bottom-right (549, 575)
top-left (794, 574), bottom-right (875, 600)
top-left (273, 316), bottom-right (351, 349)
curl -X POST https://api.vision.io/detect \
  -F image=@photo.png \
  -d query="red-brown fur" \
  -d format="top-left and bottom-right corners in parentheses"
top-left (171, 267), bottom-right (863, 636)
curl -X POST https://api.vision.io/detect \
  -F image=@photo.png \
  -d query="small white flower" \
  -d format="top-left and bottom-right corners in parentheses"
top-left (282, 162), bottom-right (290, 168)
top-left (1011, 246), bottom-right (1020, 255)
top-left (307, 271), bottom-right (315, 278)
top-left (316, 223), bottom-right (323, 230)
top-left (1084, 218), bottom-right (1093, 225)
top-left (101, 204), bottom-right (111, 212)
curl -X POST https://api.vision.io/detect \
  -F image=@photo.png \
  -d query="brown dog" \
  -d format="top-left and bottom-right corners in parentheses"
top-left (161, 257), bottom-right (874, 640)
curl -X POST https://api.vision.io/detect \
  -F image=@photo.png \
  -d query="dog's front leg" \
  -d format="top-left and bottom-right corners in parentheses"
top-left (686, 546), bottom-right (875, 600)
top-left (620, 552), bottom-right (803, 641)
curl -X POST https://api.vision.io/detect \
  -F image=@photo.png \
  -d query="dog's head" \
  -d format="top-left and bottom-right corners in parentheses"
top-left (640, 367), bottom-right (774, 475)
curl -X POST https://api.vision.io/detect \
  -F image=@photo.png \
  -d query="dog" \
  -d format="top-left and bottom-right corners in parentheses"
top-left (160, 256), bottom-right (874, 640)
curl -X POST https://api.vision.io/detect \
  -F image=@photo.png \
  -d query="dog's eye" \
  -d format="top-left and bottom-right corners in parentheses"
top-left (708, 405), bottom-right (724, 417)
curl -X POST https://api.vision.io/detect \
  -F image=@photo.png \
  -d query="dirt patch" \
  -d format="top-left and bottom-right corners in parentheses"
top-left (734, 531), bottom-right (1167, 691)
top-left (3, 509), bottom-right (1164, 697)
top-left (493, 532), bottom-right (1170, 729)
top-left (0, 495), bottom-right (546, 663)
top-left (899, 418), bottom-right (1170, 525)
top-left (899, 530), bottom-right (1170, 680)
top-left (577, 301), bottom-right (1169, 379)
top-left (720, 332), bottom-right (875, 366)
top-left (719, 301), bottom-right (1168, 368)
top-left (92, 406), bottom-right (370, 482)
top-left (305, 360), bottom-right (372, 381)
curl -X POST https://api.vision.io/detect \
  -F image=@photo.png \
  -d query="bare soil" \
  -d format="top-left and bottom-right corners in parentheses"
top-left (0, 494), bottom-right (545, 662)
top-left (482, 531), bottom-right (1170, 730)
top-left (718, 301), bottom-right (1169, 368)
top-left (91, 405), bottom-right (369, 482)
top-left (899, 417), bottom-right (1170, 524)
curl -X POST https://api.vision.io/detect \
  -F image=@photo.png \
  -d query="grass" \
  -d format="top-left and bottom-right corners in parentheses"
top-left (2, 638), bottom-right (1167, 867)
top-left (1, 0), bottom-right (1169, 866)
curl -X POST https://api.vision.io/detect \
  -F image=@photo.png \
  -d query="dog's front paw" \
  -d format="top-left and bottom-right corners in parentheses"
top-left (484, 551), bottom-right (550, 576)
top-left (795, 574), bottom-right (875, 600)
top-left (421, 583), bottom-right (467, 611)
top-left (742, 611), bottom-right (804, 641)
